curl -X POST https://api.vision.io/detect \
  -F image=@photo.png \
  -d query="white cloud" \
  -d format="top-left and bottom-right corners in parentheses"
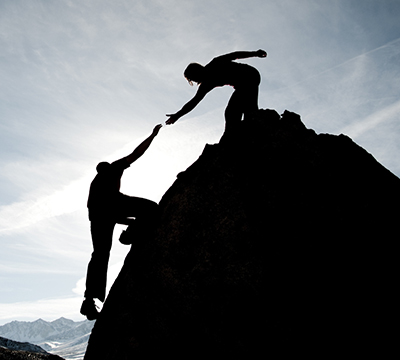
top-left (0, 296), bottom-right (85, 326)
top-left (0, 175), bottom-right (91, 234)
top-left (0, 261), bottom-right (126, 325)
top-left (341, 100), bottom-right (400, 139)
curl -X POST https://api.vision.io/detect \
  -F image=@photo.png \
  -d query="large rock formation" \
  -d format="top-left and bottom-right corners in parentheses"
top-left (84, 110), bottom-right (398, 359)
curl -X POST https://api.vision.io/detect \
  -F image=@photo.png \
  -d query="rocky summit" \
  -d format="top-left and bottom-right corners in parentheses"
top-left (84, 109), bottom-right (399, 359)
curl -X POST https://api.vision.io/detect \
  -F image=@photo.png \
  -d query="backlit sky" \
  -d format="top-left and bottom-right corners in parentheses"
top-left (1, 0), bottom-right (400, 325)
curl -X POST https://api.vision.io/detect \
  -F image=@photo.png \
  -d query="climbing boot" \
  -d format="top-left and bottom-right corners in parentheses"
top-left (80, 298), bottom-right (99, 321)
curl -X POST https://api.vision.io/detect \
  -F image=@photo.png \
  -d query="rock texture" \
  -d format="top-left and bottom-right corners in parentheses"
top-left (0, 337), bottom-right (47, 355)
top-left (0, 347), bottom-right (63, 360)
top-left (84, 109), bottom-right (399, 359)
top-left (0, 336), bottom-right (65, 360)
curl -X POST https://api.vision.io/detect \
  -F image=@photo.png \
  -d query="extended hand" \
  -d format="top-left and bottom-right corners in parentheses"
top-left (166, 113), bottom-right (179, 125)
top-left (152, 124), bottom-right (162, 136)
top-left (256, 49), bottom-right (267, 58)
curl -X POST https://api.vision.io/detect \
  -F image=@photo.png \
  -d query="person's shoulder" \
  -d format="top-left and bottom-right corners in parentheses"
top-left (206, 54), bottom-right (229, 67)
top-left (197, 78), bottom-right (215, 94)
top-left (111, 158), bottom-right (130, 170)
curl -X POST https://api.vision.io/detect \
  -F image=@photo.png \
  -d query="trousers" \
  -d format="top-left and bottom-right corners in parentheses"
top-left (84, 195), bottom-right (158, 302)
top-left (223, 67), bottom-right (261, 136)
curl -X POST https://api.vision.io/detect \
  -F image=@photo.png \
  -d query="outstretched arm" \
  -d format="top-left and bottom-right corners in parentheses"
top-left (166, 85), bottom-right (211, 125)
top-left (216, 49), bottom-right (267, 62)
top-left (125, 124), bottom-right (162, 164)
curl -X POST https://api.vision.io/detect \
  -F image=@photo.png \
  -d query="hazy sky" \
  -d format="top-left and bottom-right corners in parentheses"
top-left (1, 0), bottom-right (400, 325)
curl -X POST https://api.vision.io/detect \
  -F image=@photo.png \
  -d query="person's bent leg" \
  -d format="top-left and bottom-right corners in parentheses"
top-left (117, 196), bottom-right (159, 243)
top-left (242, 67), bottom-right (261, 120)
top-left (118, 196), bottom-right (159, 222)
top-left (220, 90), bottom-right (246, 144)
top-left (242, 85), bottom-right (260, 121)
top-left (225, 90), bottom-right (244, 128)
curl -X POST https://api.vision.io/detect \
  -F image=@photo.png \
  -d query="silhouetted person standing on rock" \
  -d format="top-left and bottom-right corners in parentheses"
top-left (80, 124), bottom-right (162, 320)
top-left (166, 49), bottom-right (267, 137)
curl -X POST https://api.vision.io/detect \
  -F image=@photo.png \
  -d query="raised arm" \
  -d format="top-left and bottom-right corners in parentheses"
top-left (125, 124), bottom-right (162, 164)
top-left (216, 49), bottom-right (267, 62)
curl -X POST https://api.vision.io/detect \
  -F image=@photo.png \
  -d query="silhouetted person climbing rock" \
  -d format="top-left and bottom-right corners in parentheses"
top-left (166, 49), bottom-right (267, 137)
top-left (80, 124), bottom-right (162, 321)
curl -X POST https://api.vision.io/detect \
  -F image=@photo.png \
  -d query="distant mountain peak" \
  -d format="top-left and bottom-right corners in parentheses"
top-left (0, 317), bottom-right (94, 360)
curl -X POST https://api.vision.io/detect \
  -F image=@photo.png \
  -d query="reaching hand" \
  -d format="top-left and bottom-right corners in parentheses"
top-left (166, 113), bottom-right (179, 125)
top-left (152, 124), bottom-right (162, 136)
top-left (256, 49), bottom-right (267, 58)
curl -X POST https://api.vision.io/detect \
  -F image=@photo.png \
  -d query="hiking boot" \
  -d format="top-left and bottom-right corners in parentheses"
top-left (119, 228), bottom-right (134, 245)
top-left (119, 220), bottom-right (155, 245)
top-left (80, 298), bottom-right (99, 321)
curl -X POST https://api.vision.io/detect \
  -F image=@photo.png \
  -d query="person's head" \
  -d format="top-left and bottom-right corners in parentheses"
top-left (184, 63), bottom-right (204, 86)
top-left (96, 161), bottom-right (111, 173)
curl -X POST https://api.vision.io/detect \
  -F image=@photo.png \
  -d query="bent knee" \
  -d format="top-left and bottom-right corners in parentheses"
top-left (243, 67), bottom-right (261, 86)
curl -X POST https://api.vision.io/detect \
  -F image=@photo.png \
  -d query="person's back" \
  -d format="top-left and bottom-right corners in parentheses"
top-left (87, 159), bottom-right (129, 221)
top-left (203, 56), bottom-right (260, 89)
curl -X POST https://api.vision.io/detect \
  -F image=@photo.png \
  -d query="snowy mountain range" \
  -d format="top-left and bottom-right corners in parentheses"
top-left (0, 317), bottom-right (94, 360)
